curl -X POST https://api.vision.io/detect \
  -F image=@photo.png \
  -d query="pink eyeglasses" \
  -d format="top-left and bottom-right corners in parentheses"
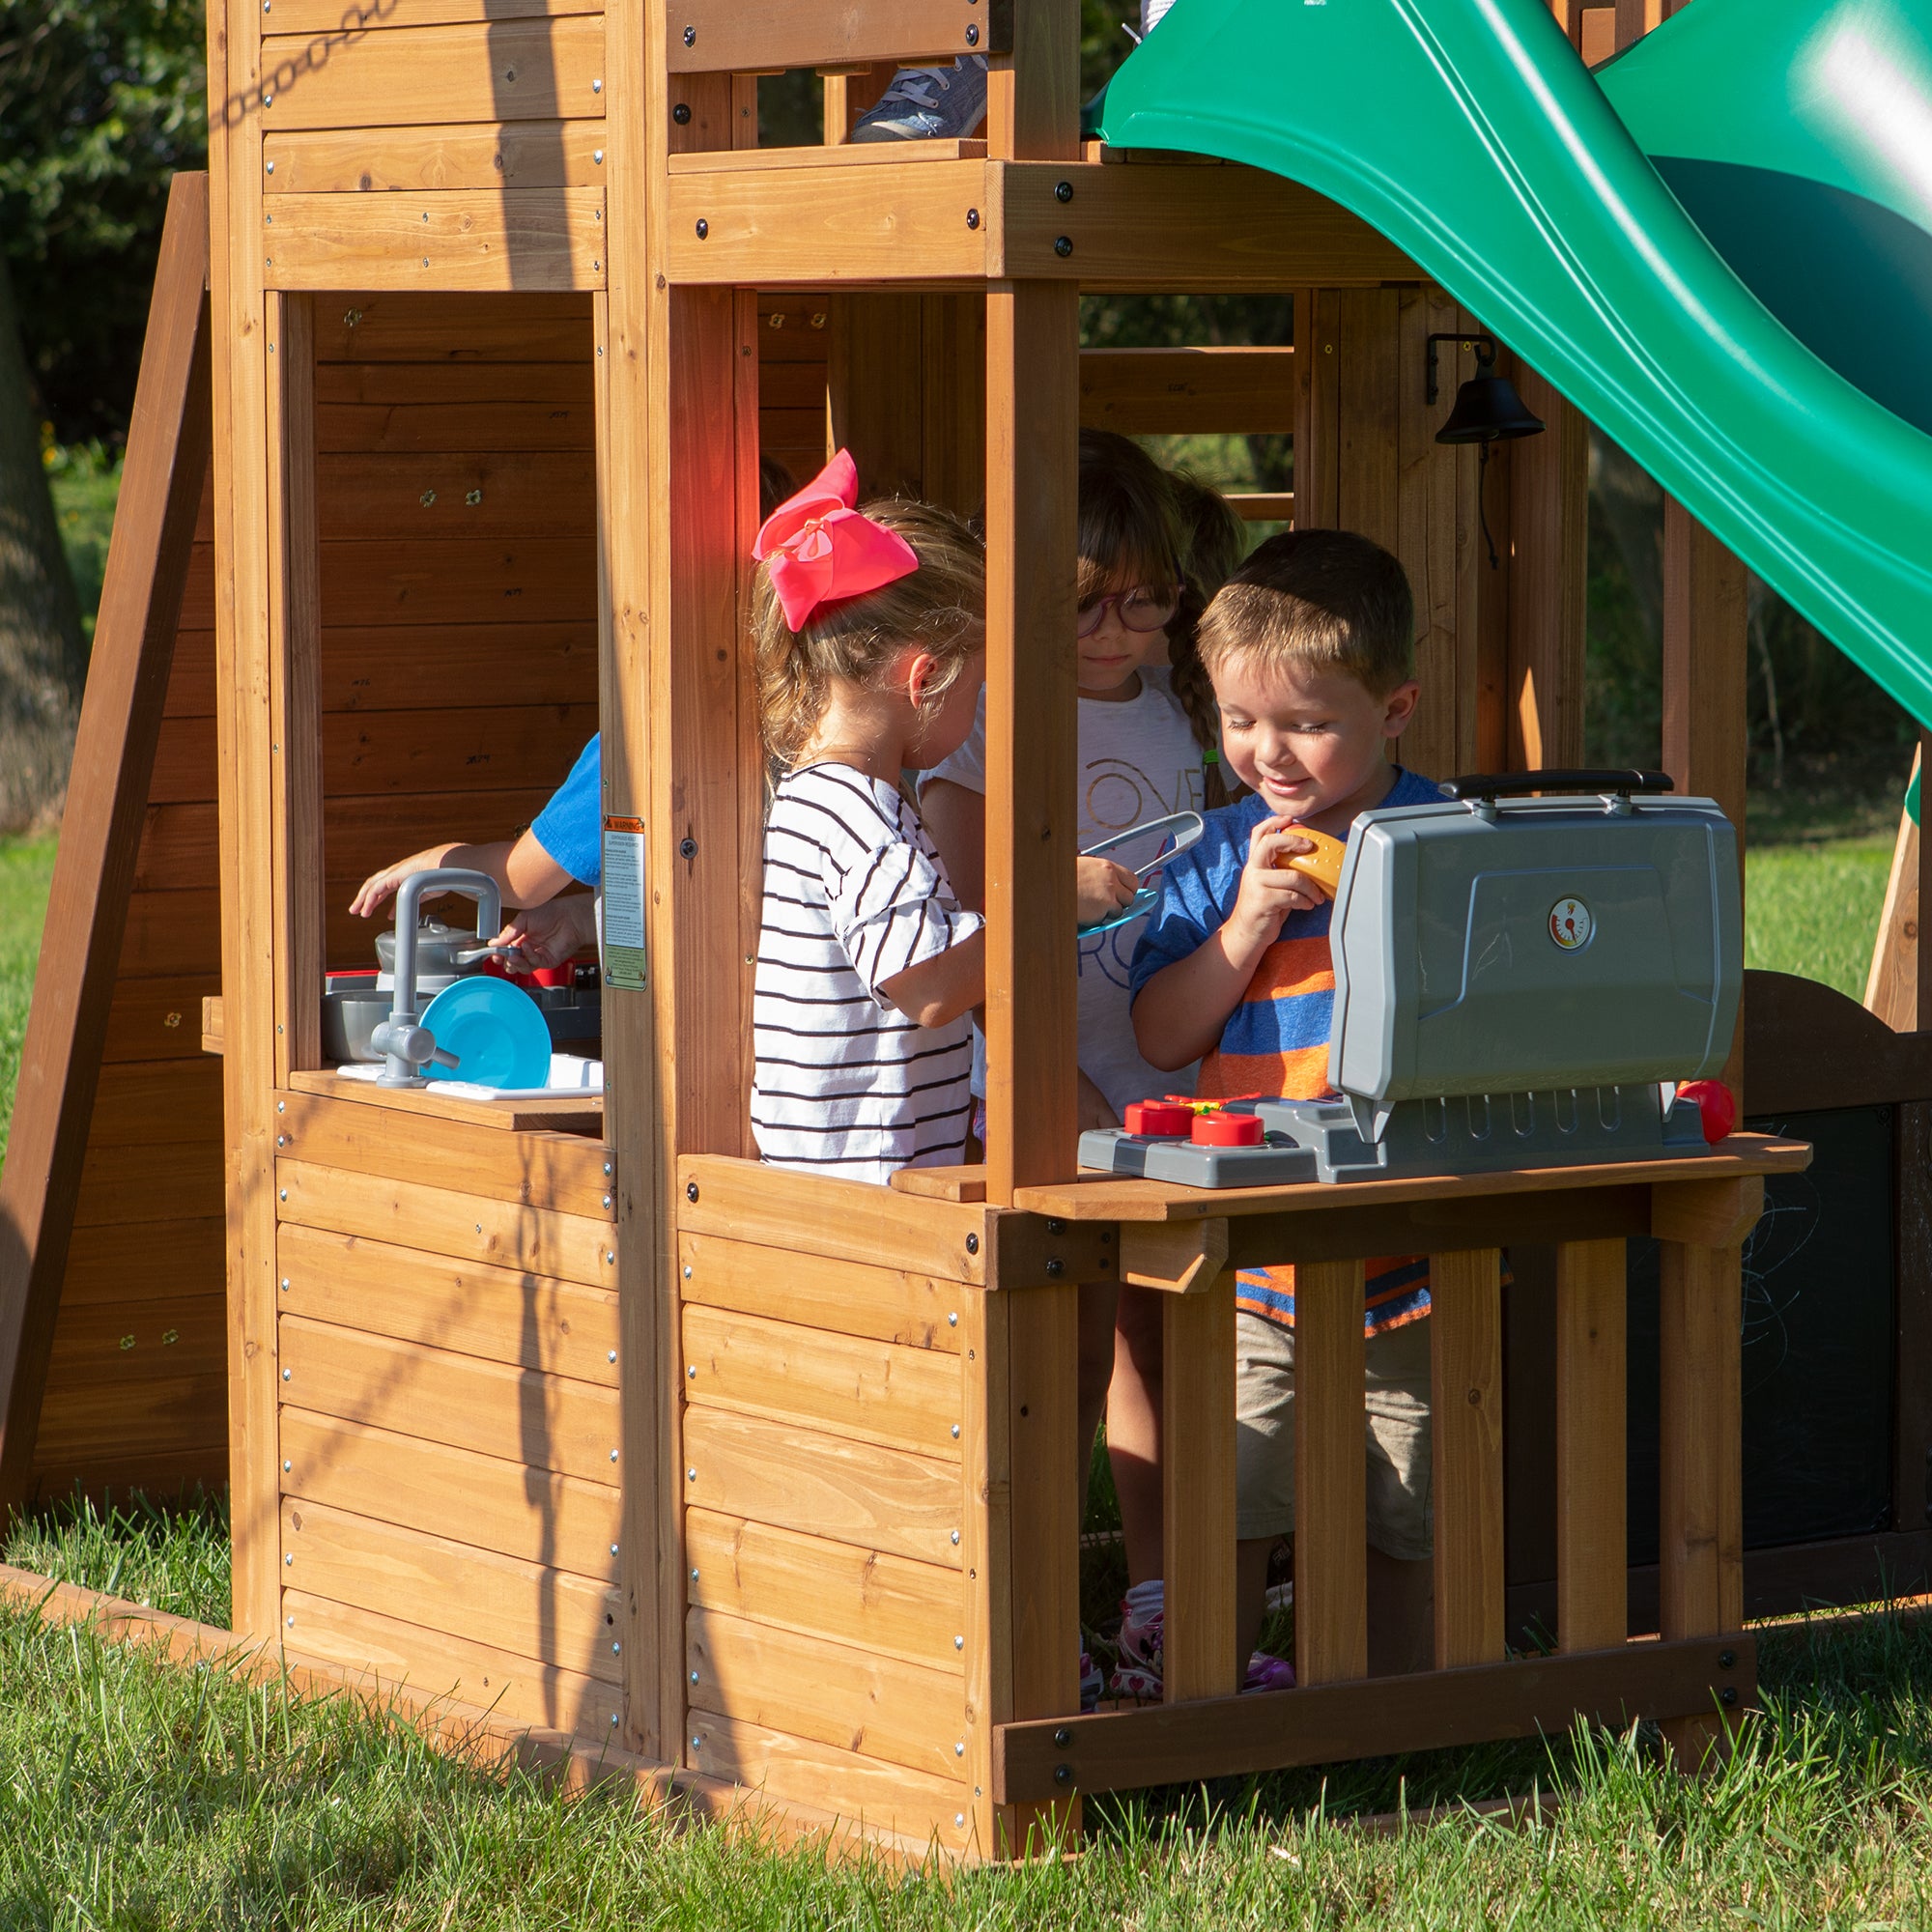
top-left (1076, 583), bottom-right (1182, 638)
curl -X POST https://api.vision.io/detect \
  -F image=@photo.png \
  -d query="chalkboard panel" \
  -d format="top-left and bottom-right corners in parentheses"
top-left (1626, 1104), bottom-right (1895, 1563)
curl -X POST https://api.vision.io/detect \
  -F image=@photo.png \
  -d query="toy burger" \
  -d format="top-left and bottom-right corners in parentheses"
top-left (1274, 825), bottom-right (1347, 897)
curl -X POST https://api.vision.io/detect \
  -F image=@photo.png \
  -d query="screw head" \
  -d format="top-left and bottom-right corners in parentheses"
top-left (1044, 1258), bottom-right (1065, 1279)
top-left (955, 1742), bottom-right (965, 1756)
top-left (1046, 1218), bottom-right (1066, 1236)
top-left (1719, 1649), bottom-right (1737, 1669)
top-left (611, 1544), bottom-right (619, 1556)
top-left (1053, 1725), bottom-right (1072, 1747)
top-left (610, 1350), bottom-right (619, 1363)
top-left (679, 836), bottom-right (698, 858)
top-left (954, 1814), bottom-right (965, 1829)
top-left (1054, 1763), bottom-right (1073, 1787)
top-left (688, 1365), bottom-right (696, 1379)
top-left (688, 1467), bottom-right (697, 1482)
top-left (266, 158), bottom-right (275, 174)
top-left (687, 1181), bottom-right (699, 1204)
top-left (278, 1188), bottom-right (287, 1202)
top-left (951, 1424), bottom-right (961, 1439)
top-left (690, 1670), bottom-right (699, 1684)
top-left (602, 1194), bottom-right (612, 1209)
top-left (1054, 180), bottom-right (1073, 203)
top-left (282, 1368), bottom-right (292, 1381)
top-left (280, 1279), bottom-right (290, 1292)
top-left (604, 1161), bottom-right (613, 1176)
top-left (592, 75), bottom-right (602, 91)
top-left (965, 208), bottom-right (980, 230)
top-left (951, 1530), bottom-right (961, 1546)
top-left (285, 1553), bottom-right (294, 1566)
top-left (683, 1264), bottom-right (694, 1279)
top-left (965, 21), bottom-right (979, 43)
top-left (954, 1634), bottom-right (965, 1650)
top-left (965, 1233), bottom-right (979, 1255)
top-left (673, 102), bottom-right (691, 124)
top-left (283, 1460), bottom-right (291, 1472)
top-left (691, 1568), bottom-right (699, 1581)
top-left (695, 218), bottom-right (708, 240)
top-left (949, 1312), bottom-right (958, 1326)
top-left (593, 148), bottom-right (604, 163)
top-left (610, 1449), bottom-right (619, 1462)
top-left (692, 1736), bottom-right (702, 1751)
top-left (1719, 1686), bottom-right (1738, 1706)
top-left (682, 23), bottom-right (695, 43)
top-left (1054, 235), bottom-right (1073, 258)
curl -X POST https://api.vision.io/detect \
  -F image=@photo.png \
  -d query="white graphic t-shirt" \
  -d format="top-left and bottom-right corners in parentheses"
top-left (924, 665), bottom-right (1206, 1118)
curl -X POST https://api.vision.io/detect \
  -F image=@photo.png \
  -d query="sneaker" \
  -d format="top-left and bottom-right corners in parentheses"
top-left (1110, 1602), bottom-right (1164, 1702)
top-left (1243, 1649), bottom-right (1296, 1693)
top-left (1080, 1648), bottom-right (1103, 1711)
top-left (850, 57), bottom-right (988, 142)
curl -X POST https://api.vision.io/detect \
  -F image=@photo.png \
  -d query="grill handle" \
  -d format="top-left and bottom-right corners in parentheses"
top-left (1442, 768), bottom-right (1674, 802)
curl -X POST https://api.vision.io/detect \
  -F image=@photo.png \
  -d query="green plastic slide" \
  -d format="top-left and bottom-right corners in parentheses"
top-left (1098, 0), bottom-right (1932, 724)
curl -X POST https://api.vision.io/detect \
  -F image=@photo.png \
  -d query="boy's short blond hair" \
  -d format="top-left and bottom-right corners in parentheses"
top-left (1196, 528), bottom-right (1415, 697)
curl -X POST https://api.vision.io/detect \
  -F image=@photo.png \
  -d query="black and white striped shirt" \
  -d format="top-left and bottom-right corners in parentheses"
top-left (752, 763), bottom-right (982, 1183)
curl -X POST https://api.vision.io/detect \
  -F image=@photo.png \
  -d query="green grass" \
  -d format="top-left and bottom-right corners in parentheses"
top-left (3, 1491), bottom-right (232, 1629)
top-left (1745, 836), bottom-right (1893, 1001)
top-left (46, 442), bottom-right (124, 645)
top-left (0, 835), bottom-right (59, 1167)
top-left (7, 1493), bottom-right (1932, 1925)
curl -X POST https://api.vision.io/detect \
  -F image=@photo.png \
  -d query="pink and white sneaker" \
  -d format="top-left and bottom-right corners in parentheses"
top-left (1110, 1601), bottom-right (1165, 1702)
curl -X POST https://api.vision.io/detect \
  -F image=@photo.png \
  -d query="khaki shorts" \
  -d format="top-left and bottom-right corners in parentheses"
top-left (1234, 1309), bottom-right (1433, 1559)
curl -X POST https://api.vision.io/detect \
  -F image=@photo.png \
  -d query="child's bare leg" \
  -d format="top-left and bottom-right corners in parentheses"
top-left (1106, 1286), bottom-right (1164, 1582)
top-left (1236, 1535), bottom-right (1274, 1680)
top-left (1075, 1281), bottom-right (1120, 1522)
top-left (1366, 1547), bottom-right (1434, 1677)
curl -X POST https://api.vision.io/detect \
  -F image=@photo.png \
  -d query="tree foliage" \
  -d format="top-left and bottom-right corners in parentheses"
top-left (0, 0), bottom-right (207, 443)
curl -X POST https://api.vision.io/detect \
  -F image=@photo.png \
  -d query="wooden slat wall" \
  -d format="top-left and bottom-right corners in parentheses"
top-left (31, 497), bottom-right (226, 1499)
top-left (299, 292), bottom-right (598, 971)
top-left (274, 1121), bottom-right (624, 1740)
top-left (676, 1229), bottom-right (977, 1852)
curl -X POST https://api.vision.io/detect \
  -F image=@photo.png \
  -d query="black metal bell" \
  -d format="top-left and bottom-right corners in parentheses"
top-left (1435, 370), bottom-right (1546, 444)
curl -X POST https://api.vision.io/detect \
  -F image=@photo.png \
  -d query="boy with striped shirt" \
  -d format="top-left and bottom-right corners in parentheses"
top-left (1130, 529), bottom-right (1442, 1688)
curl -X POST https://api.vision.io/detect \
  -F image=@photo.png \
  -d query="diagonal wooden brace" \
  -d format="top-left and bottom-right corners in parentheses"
top-left (1121, 1216), bottom-right (1229, 1294)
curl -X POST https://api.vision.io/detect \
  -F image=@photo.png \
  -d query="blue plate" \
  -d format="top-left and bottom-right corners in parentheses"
top-left (420, 977), bottom-right (552, 1090)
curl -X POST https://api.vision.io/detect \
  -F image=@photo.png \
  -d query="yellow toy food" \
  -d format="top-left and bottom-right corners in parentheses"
top-left (1274, 825), bottom-right (1347, 897)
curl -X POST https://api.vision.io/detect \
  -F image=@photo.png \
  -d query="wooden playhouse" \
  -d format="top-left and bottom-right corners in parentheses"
top-left (13, 0), bottom-right (1932, 1862)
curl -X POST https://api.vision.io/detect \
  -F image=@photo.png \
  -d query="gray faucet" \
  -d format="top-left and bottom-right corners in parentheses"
top-left (370, 868), bottom-right (504, 1087)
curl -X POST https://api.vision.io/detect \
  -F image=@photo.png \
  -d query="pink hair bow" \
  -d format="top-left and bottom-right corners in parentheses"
top-left (753, 449), bottom-right (919, 633)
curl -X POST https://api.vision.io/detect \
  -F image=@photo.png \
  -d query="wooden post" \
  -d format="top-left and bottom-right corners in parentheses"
top-left (1505, 365), bottom-right (1589, 771)
top-left (980, 285), bottom-right (1079, 1201)
top-left (1294, 1260), bottom-right (1368, 1686)
top-left (1661, 501), bottom-right (1749, 1092)
top-left (1161, 1272), bottom-right (1237, 1701)
top-left (208, 0), bottom-right (282, 1644)
top-left (0, 175), bottom-right (211, 1515)
top-left (1554, 1237), bottom-right (1629, 1651)
top-left (1657, 1239), bottom-right (1744, 1767)
top-left (1429, 1249), bottom-right (1505, 1668)
top-left (1864, 740), bottom-right (1925, 1032)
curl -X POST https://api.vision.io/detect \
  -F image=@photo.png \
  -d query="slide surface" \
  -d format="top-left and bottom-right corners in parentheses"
top-left (1099, 0), bottom-right (1932, 724)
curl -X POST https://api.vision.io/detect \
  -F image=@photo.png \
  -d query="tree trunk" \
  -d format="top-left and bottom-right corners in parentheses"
top-left (0, 249), bottom-right (85, 836)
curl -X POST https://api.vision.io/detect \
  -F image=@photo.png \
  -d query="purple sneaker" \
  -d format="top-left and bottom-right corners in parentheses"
top-left (1110, 1602), bottom-right (1164, 1702)
top-left (1243, 1649), bottom-right (1296, 1693)
top-left (1080, 1648), bottom-right (1103, 1711)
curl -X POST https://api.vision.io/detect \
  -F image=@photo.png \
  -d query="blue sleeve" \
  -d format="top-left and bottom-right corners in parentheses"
top-left (1128, 809), bottom-right (1248, 1003)
top-left (529, 733), bottom-right (602, 886)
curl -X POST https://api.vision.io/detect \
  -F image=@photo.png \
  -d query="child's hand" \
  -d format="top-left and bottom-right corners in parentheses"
top-left (1075, 856), bottom-right (1139, 926)
top-left (492, 896), bottom-right (595, 972)
top-left (1228, 817), bottom-right (1326, 952)
top-left (349, 856), bottom-right (429, 919)
top-left (1076, 1068), bottom-right (1119, 1134)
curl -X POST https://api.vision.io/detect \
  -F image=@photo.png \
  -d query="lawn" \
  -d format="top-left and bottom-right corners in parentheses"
top-left (5, 1493), bottom-right (1932, 1926)
top-left (0, 836), bottom-right (59, 1168)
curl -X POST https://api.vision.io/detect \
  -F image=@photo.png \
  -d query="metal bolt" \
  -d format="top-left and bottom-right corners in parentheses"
top-left (602, 1193), bottom-right (612, 1209)
top-left (965, 1233), bottom-right (979, 1255)
top-left (604, 1161), bottom-right (613, 1177)
top-left (951, 1424), bottom-right (961, 1439)
top-left (948, 1311), bottom-right (958, 1327)
top-left (611, 1641), bottom-right (621, 1655)
top-left (954, 1813), bottom-right (965, 1829)
top-left (683, 1265), bottom-right (693, 1279)
top-left (1720, 1686), bottom-right (1738, 1706)
top-left (954, 1634), bottom-right (965, 1651)
top-left (687, 1467), bottom-right (697, 1482)
top-left (266, 158), bottom-right (275, 174)
top-left (1054, 180), bottom-right (1073, 203)
top-left (1044, 1258), bottom-right (1065, 1279)
top-left (691, 1568), bottom-right (699, 1581)
top-left (1719, 1649), bottom-right (1737, 1669)
top-left (966, 22), bottom-right (979, 43)
top-left (682, 23), bottom-right (695, 43)
top-left (283, 1460), bottom-right (291, 1472)
top-left (282, 1368), bottom-right (292, 1381)
top-left (610, 1350), bottom-right (619, 1363)
top-left (673, 102), bottom-right (691, 124)
top-left (611, 1543), bottom-right (619, 1556)
top-left (421, 211), bottom-right (429, 222)
top-left (611, 1714), bottom-right (620, 1725)
top-left (965, 208), bottom-right (980, 230)
top-left (422, 259), bottom-right (429, 268)
top-left (264, 92), bottom-right (273, 106)
top-left (951, 1530), bottom-right (961, 1546)
top-left (695, 219), bottom-right (708, 240)
top-left (592, 75), bottom-right (602, 90)
top-left (593, 149), bottom-right (604, 164)
top-left (955, 1741), bottom-right (965, 1756)
top-left (607, 1250), bottom-right (616, 1264)
top-left (1046, 1218), bottom-right (1066, 1236)
top-left (280, 1278), bottom-right (290, 1293)
top-left (688, 1365), bottom-right (696, 1379)
top-left (1053, 1726), bottom-right (1072, 1748)
top-left (420, 490), bottom-right (436, 507)
top-left (693, 1736), bottom-right (702, 1751)
top-left (286, 1553), bottom-right (294, 1566)
top-left (611, 1449), bottom-right (619, 1462)
top-left (287, 1615), bottom-right (295, 1627)
top-left (1054, 236), bottom-right (1073, 258)
top-left (690, 1670), bottom-right (699, 1683)
top-left (278, 1188), bottom-right (287, 1202)
top-left (1054, 1764), bottom-right (1073, 1787)
top-left (687, 1181), bottom-right (699, 1204)
top-left (680, 837), bottom-right (698, 858)
top-left (277, 1100), bottom-right (285, 1113)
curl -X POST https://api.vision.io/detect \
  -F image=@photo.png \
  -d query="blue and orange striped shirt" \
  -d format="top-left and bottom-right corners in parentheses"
top-left (1128, 769), bottom-right (1445, 1336)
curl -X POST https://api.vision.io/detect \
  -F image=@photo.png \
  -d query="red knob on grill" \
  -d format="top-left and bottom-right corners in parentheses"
top-left (1124, 1100), bottom-right (1194, 1137)
top-left (1191, 1110), bottom-right (1264, 1148)
top-left (1676, 1079), bottom-right (1736, 1145)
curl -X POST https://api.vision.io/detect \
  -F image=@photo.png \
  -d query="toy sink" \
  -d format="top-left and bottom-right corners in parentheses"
top-left (1082, 770), bottom-right (1744, 1185)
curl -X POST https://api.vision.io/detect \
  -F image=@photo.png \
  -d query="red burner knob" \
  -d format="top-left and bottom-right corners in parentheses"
top-left (1124, 1100), bottom-right (1194, 1138)
top-left (1191, 1110), bottom-right (1264, 1148)
top-left (1676, 1079), bottom-right (1737, 1145)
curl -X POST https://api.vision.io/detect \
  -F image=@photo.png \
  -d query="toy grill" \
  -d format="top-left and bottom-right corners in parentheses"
top-left (1082, 773), bottom-right (1744, 1186)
